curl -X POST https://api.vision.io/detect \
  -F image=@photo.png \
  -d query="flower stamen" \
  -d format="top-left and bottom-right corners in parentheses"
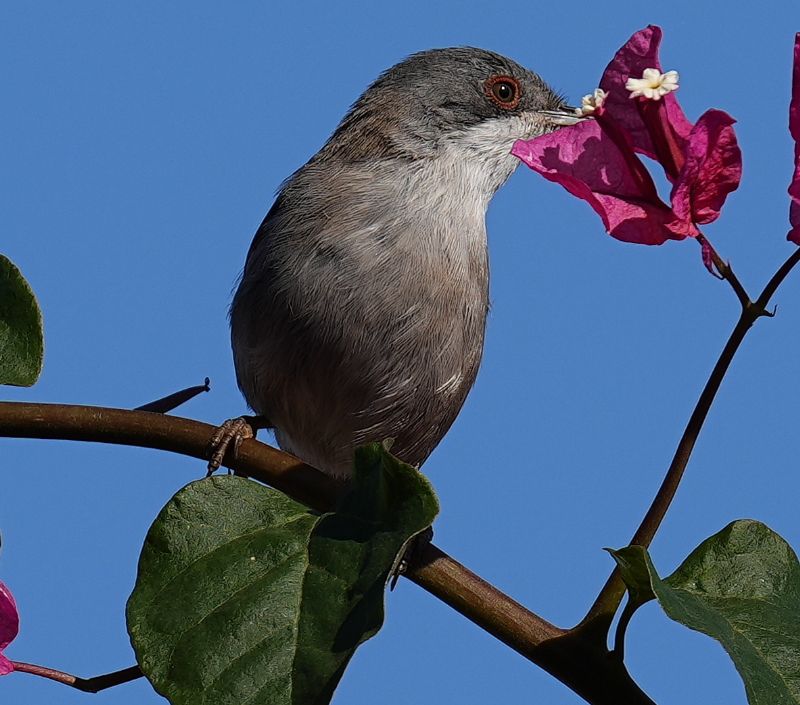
top-left (626, 68), bottom-right (679, 101)
top-left (575, 88), bottom-right (607, 116)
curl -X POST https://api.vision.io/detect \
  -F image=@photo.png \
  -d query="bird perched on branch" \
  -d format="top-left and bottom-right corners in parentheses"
top-left (211, 47), bottom-right (576, 477)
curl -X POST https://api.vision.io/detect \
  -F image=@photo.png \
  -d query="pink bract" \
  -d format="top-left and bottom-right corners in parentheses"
top-left (512, 25), bottom-right (742, 247)
top-left (511, 121), bottom-right (688, 245)
top-left (598, 25), bottom-right (693, 169)
top-left (0, 581), bottom-right (19, 675)
top-left (671, 110), bottom-right (742, 225)
top-left (788, 33), bottom-right (800, 244)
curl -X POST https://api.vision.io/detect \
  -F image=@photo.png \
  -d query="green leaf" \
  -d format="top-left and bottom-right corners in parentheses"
top-left (612, 521), bottom-right (800, 705)
top-left (127, 443), bottom-right (439, 705)
top-left (0, 255), bottom-right (43, 386)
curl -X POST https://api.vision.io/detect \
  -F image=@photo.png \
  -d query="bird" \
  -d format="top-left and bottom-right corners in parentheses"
top-left (211, 47), bottom-right (576, 478)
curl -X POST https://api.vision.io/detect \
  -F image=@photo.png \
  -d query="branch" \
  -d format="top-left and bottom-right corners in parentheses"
top-left (584, 245), bottom-right (800, 622)
top-left (0, 402), bottom-right (339, 511)
top-left (0, 401), bottom-right (653, 704)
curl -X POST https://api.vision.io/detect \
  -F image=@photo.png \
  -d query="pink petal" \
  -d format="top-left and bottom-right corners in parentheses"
top-left (599, 25), bottom-right (693, 167)
top-left (0, 581), bottom-right (19, 651)
top-left (512, 120), bottom-right (692, 245)
top-left (789, 33), bottom-right (800, 244)
top-left (0, 654), bottom-right (13, 676)
top-left (670, 109), bottom-right (742, 226)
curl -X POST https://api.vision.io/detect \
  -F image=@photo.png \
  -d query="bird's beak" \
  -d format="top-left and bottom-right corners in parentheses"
top-left (537, 108), bottom-right (587, 127)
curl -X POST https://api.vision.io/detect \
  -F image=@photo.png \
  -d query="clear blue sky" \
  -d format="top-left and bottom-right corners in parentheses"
top-left (2, 3), bottom-right (799, 704)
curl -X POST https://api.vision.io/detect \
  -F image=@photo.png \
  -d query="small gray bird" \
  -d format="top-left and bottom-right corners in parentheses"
top-left (220, 47), bottom-right (575, 477)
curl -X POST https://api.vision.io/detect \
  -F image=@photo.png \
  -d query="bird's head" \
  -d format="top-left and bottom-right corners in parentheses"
top-left (318, 46), bottom-right (579, 194)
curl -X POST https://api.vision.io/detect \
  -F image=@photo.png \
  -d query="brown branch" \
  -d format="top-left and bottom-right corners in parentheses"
top-left (0, 401), bottom-right (653, 704)
top-left (584, 245), bottom-right (800, 623)
top-left (0, 402), bottom-right (339, 511)
top-left (12, 661), bottom-right (142, 693)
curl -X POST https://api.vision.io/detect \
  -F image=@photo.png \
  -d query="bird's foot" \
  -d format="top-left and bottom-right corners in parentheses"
top-left (389, 525), bottom-right (434, 590)
top-left (206, 415), bottom-right (268, 475)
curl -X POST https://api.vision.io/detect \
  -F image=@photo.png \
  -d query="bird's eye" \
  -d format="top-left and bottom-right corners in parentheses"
top-left (485, 75), bottom-right (521, 109)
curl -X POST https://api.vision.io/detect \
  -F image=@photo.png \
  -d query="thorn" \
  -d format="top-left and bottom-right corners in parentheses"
top-left (389, 558), bottom-right (406, 591)
top-left (753, 303), bottom-right (777, 319)
top-left (135, 379), bottom-right (212, 414)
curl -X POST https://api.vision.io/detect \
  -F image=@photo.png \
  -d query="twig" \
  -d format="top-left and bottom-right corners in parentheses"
top-left (756, 246), bottom-right (800, 307)
top-left (0, 401), bottom-right (653, 705)
top-left (584, 245), bottom-right (800, 623)
top-left (612, 600), bottom-right (637, 660)
top-left (12, 661), bottom-right (142, 692)
top-left (696, 234), bottom-right (751, 309)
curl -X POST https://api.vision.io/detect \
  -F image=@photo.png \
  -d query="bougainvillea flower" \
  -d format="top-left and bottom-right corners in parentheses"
top-left (788, 33), bottom-right (800, 244)
top-left (0, 581), bottom-right (19, 675)
top-left (512, 25), bottom-right (742, 247)
top-left (512, 117), bottom-right (689, 244)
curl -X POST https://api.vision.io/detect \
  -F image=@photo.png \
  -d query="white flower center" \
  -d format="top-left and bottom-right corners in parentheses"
top-left (575, 88), bottom-right (607, 116)
top-left (625, 68), bottom-right (679, 101)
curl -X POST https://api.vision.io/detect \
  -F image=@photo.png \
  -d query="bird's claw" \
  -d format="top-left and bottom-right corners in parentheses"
top-left (207, 417), bottom-right (255, 475)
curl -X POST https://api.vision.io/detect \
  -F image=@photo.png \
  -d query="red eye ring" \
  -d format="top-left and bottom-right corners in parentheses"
top-left (484, 75), bottom-right (521, 110)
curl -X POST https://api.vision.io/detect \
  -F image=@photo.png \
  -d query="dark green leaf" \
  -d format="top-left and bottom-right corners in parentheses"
top-left (127, 443), bottom-right (439, 705)
top-left (0, 255), bottom-right (43, 386)
top-left (612, 521), bottom-right (800, 705)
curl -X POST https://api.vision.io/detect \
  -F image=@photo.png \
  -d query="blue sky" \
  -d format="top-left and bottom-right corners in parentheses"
top-left (2, 2), bottom-right (799, 704)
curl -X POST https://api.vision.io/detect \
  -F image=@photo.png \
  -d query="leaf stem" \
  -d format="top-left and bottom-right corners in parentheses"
top-left (11, 661), bottom-right (142, 692)
top-left (584, 245), bottom-right (800, 623)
